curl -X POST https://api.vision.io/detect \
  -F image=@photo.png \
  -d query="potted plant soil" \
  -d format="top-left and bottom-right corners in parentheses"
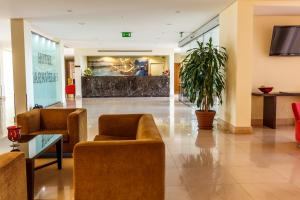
top-left (180, 38), bottom-right (227, 130)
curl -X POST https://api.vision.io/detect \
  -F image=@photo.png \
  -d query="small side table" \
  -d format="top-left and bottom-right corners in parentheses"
top-left (252, 92), bottom-right (300, 129)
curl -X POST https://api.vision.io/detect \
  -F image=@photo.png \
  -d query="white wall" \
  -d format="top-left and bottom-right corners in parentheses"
top-left (0, 49), bottom-right (4, 136)
top-left (0, 45), bottom-right (16, 128)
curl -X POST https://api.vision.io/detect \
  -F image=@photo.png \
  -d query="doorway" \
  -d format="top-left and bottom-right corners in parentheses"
top-left (174, 63), bottom-right (181, 95)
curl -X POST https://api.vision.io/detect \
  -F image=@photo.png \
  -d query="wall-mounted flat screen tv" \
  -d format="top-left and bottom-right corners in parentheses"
top-left (270, 26), bottom-right (300, 56)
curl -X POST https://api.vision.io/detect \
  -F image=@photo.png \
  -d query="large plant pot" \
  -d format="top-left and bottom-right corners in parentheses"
top-left (195, 110), bottom-right (216, 130)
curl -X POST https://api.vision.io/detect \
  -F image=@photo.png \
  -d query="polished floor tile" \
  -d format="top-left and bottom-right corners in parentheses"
top-left (165, 186), bottom-right (191, 200)
top-left (29, 97), bottom-right (300, 199)
top-left (241, 183), bottom-right (300, 200)
top-left (227, 166), bottom-right (288, 183)
top-left (188, 184), bottom-right (253, 200)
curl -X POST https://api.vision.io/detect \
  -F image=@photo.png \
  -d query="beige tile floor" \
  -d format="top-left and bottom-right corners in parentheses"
top-left (33, 97), bottom-right (300, 200)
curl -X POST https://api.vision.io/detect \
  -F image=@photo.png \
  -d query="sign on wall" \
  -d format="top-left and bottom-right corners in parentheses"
top-left (32, 33), bottom-right (61, 107)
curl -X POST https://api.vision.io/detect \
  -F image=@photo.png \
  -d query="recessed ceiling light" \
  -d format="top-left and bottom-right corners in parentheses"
top-left (78, 22), bottom-right (86, 26)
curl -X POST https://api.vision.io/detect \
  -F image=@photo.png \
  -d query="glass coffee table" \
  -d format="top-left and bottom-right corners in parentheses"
top-left (0, 134), bottom-right (63, 200)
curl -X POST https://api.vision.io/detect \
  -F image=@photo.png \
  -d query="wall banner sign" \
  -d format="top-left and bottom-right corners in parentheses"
top-left (31, 32), bottom-right (62, 107)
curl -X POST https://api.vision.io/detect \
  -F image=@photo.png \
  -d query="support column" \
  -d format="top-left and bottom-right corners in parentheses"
top-left (218, 1), bottom-right (253, 134)
top-left (168, 52), bottom-right (175, 97)
top-left (74, 52), bottom-right (87, 98)
top-left (59, 42), bottom-right (66, 104)
top-left (10, 19), bottom-right (33, 114)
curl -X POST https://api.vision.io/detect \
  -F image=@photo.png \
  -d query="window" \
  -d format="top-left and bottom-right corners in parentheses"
top-left (2, 50), bottom-right (15, 126)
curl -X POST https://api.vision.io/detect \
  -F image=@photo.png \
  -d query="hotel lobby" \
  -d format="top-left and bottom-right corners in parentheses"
top-left (2, 0), bottom-right (300, 200)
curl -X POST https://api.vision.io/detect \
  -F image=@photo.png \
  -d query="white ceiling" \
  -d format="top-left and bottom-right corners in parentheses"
top-left (0, 0), bottom-right (234, 49)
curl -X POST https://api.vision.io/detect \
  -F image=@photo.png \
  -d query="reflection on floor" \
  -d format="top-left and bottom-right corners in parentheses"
top-left (34, 97), bottom-right (300, 200)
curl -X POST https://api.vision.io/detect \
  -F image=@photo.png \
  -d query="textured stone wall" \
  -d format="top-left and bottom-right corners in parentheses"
top-left (82, 76), bottom-right (169, 97)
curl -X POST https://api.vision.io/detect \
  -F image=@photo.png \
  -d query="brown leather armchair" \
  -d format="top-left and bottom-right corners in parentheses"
top-left (73, 114), bottom-right (165, 200)
top-left (17, 108), bottom-right (87, 153)
top-left (0, 152), bottom-right (27, 200)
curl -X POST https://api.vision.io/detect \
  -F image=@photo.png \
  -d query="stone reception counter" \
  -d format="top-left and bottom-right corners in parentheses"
top-left (82, 76), bottom-right (169, 97)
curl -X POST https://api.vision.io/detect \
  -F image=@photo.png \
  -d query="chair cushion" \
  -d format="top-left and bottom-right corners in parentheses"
top-left (40, 109), bottom-right (76, 130)
top-left (30, 130), bottom-right (69, 142)
top-left (94, 135), bottom-right (135, 141)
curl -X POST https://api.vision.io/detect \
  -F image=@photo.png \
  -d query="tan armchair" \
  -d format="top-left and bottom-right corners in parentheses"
top-left (17, 108), bottom-right (87, 153)
top-left (74, 114), bottom-right (165, 200)
top-left (0, 152), bottom-right (27, 200)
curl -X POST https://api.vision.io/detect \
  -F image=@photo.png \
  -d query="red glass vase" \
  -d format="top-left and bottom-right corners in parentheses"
top-left (7, 126), bottom-right (21, 149)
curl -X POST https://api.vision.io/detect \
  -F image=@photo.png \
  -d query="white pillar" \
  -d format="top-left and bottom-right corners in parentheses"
top-left (74, 53), bottom-right (82, 97)
top-left (169, 51), bottom-right (175, 97)
top-left (218, 1), bottom-right (253, 133)
top-left (11, 19), bottom-right (33, 114)
top-left (60, 42), bottom-right (66, 103)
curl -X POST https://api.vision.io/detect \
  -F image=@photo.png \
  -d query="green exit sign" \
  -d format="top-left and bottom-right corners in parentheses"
top-left (122, 32), bottom-right (132, 38)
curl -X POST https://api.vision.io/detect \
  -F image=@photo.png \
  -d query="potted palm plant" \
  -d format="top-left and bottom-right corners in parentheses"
top-left (180, 38), bottom-right (227, 130)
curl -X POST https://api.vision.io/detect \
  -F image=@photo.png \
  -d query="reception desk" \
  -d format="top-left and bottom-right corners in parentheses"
top-left (82, 76), bottom-right (169, 97)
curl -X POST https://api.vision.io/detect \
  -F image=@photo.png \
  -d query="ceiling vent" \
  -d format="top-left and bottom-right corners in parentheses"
top-left (97, 50), bottom-right (153, 53)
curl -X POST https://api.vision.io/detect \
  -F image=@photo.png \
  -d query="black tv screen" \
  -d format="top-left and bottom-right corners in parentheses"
top-left (270, 26), bottom-right (300, 56)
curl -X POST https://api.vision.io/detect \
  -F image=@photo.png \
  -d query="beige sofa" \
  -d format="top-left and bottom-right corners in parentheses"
top-left (17, 108), bottom-right (87, 153)
top-left (74, 114), bottom-right (165, 200)
top-left (0, 152), bottom-right (27, 200)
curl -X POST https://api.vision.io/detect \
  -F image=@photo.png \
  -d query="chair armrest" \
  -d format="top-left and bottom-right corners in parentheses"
top-left (17, 109), bottom-right (41, 134)
top-left (98, 114), bottom-right (142, 138)
top-left (0, 152), bottom-right (27, 200)
top-left (67, 109), bottom-right (87, 144)
top-left (73, 140), bottom-right (165, 200)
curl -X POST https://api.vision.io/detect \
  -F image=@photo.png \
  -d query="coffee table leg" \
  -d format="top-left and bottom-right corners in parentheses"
top-left (26, 159), bottom-right (35, 200)
top-left (56, 138), bottom-right (63, 170)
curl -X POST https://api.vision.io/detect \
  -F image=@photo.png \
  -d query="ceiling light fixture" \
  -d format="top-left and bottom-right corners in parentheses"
top-left (78, 22), bottom-right (86, 26)
top-left (97, 50), bottom-right (153, 53)
top-left (176, 10), bottom-right (181, 14)
top-left (67, 9), bottom-right (72, 13)
top-left (166, 23), bottom-right (172, 26)
top-left (179, 32), bottom-right (184, 38)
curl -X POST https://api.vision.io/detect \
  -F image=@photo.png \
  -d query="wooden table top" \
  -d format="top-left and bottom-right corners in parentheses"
top-left (252, 92), bottom-right (300, 97)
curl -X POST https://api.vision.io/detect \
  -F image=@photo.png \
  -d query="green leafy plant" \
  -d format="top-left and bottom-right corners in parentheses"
top-left (180, 38), bottom-right (228, 111)
top-left (83, 67), bottom-right (93, 77)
